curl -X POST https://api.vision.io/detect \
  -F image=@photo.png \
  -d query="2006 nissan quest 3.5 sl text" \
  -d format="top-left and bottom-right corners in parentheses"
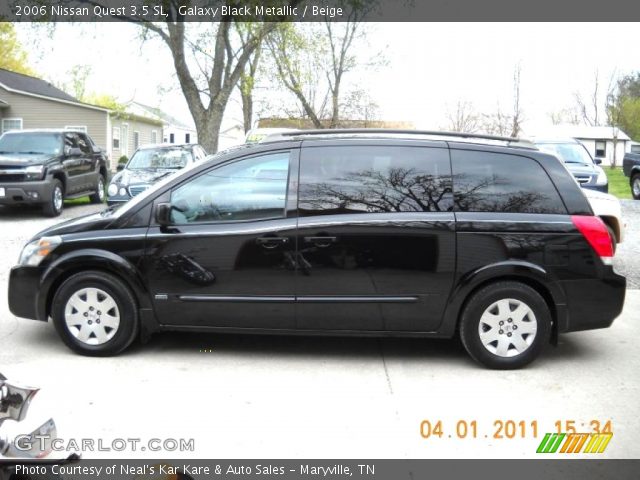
top-left (8, 130), bottom-right (626, 369)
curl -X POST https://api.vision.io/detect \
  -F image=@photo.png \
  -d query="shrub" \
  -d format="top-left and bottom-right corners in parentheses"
top-left (118, 155), bottom-right (128, 164)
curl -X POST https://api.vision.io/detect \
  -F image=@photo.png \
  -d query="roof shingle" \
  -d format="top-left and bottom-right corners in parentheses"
top-left (0, 68), bottom-right (79, 103)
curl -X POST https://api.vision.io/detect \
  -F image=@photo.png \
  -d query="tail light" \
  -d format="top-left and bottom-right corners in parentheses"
top-left (571, 215), bottom-right (614, 265)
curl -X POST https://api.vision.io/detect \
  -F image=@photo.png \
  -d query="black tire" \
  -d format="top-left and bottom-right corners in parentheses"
top-left (51, 270), bottom-right (138, 356)
top-left (631, 173), bottom-right (640, 200)
top-left (42, 179), bottom-right (64, 217)
top-left (605, 224), bottom-right (617, 254)
top-left (89, 174), bottom-right (106, 204)
top-left (459, 281), bottom-right (551, 369)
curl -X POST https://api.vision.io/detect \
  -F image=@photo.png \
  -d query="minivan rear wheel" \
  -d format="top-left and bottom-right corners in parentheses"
top-left (51, 271), bottom-right (138, 356)
top-left (459, 281), bottom-right (551, 369)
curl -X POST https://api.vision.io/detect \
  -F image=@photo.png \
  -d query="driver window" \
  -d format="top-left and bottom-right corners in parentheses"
top-left (170, 151), bottom-right (291, 224)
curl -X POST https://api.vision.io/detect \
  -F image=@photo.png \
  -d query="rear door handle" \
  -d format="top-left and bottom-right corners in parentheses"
top-left (256, 236), bottom-right (289, 249)
top-left (303, 236), bottom-right (338, 247)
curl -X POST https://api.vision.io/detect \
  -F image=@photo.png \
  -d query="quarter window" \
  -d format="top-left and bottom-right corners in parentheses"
top-left (451, 151), bottom-right (566, 214)
top-left (298, 146), bottom-right (453, 216)
top-left (170, 152), bottom-right (291, 224)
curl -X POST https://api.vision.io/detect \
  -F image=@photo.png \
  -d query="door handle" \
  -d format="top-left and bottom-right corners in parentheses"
top-left (303, 236), bottom-right (338, 247)
top-left (256, 236), bottom-right (289, 249)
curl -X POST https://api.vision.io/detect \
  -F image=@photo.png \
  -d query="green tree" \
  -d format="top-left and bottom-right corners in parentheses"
top-left (608, 73), bottom-right (640, 142)
top-left (0, 22), bottom-right (35, 75)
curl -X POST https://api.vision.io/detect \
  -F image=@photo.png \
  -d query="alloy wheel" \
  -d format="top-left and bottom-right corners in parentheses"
top-left (53, 186), bottom-right (63, 212)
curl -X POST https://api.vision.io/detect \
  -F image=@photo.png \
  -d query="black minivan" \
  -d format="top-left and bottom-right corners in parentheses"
top-left (8, 130), bottom-right (626, 369)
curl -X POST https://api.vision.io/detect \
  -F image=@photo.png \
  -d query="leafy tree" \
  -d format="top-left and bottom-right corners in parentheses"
top-left (608, 73), bottom-right (640, 142)
top-left (0, 22), bottom-right (36, 75)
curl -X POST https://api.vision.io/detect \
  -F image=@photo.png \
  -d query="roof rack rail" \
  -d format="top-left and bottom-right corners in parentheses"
top-left (276, 128), bottom-right (534, 146)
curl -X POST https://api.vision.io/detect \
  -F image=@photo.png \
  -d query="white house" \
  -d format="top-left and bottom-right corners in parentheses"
top-left (127, 101), bottom-right (198, 145)
top-left (218, 123), bottom-right (246, 151)
top-left (534, 125), bottom-right (631, 166)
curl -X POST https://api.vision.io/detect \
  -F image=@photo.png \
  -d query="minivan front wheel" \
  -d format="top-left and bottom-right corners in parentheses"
top-left (51, 271), bottom-right (138, 356)
top-left (459, 281), bottom-right (551, 369)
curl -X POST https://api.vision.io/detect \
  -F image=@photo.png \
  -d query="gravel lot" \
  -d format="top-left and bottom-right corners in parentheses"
top-left (0, 200), bottom-right (639, 459)
top-left (614, 200), bottom-right (640, 289)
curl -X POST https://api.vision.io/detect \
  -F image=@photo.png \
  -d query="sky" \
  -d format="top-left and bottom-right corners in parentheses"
top-left (14, 22), bottom-right (640, 135)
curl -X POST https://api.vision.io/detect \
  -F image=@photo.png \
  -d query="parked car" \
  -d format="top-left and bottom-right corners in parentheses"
top-left (622, 152), bottom-right (640, 200)
top-left (534, 137), bottom-right (609, 192)
top-left (0, 129), bottom-right (108, 216)
top-left (107, 143), bottom-right (207, 205)
top-left (582, 188), bottom-right (625, 249)
top-left (8, 130), bottom-right (625, 369)
top-left (245, 128), bottom-right (296, 143)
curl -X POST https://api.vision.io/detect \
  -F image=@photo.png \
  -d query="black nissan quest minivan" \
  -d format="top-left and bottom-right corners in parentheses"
top-left (8, 130), bottom-right (626, 369)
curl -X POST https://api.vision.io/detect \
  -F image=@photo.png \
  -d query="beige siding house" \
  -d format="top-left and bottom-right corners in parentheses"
top-left (109, 114), bottom-right (163, 164)
top-left (0, 68), bottom-right (161, 170)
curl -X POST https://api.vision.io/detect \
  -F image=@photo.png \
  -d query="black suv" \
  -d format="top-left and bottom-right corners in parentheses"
top-left (622, 152), bottom-right (640, 199)
top-left (0, 129), bottom-right (108, 216)
top-left (8, 130), bottom-right (626, 369)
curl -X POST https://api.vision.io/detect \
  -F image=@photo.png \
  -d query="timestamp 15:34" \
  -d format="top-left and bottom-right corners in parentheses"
top-left (419, 419), bottom-right (613, 440)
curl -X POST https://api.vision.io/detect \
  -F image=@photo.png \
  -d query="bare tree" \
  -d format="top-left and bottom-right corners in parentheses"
top-left (480, 107), bottom-right (512, 137)
top-left (478, 65), bottom-right (524, 137)
top-left (575, 70), bottom-right (603, 126)
top-left (237, 25), bottom-right (263, 133)
top-left (549, 107), bottom-right (580, 125)
top-left (266, 3), bottom-right (376, 128)
top-left (510, 65), bottom-right (523, 137)
top-left (340, 89), bottom-right (380, 126)
top-left (445, 101), bottom-right (480, 133)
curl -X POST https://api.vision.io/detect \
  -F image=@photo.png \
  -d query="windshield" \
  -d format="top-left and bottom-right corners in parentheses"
top-left (0, 132), bottom-right (62, 155)
top-left (537, 142), bottom-right (594, 164)
top-left (127, 148), bottom-right (193, 169)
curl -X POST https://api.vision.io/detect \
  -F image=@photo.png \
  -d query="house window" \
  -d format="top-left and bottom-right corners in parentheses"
top-left (112, 127), bottom-right (121, 149)
top-left (595, 140), bottom-right (606, 158)
top-left (185, 133), bottom-right (191, 143)
top-left (133, 131), bottom-right (140, 150)
top-left (151, 130), bottom-right (158, 144)
top-left (65, 125), bottom-right (87, 133)
top-left (2, 118), bottom-right (23, 133)
top-left (169, 133), bottom-right (175, 144)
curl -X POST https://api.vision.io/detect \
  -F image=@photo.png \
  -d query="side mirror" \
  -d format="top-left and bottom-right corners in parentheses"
top-left (155, 202), bottom-right (172, 226)
top-left (92, 145), bottom-right (102, 154)
top-left (594, 158), bottom-right (603, 165)
top-left (64, 146), bottom-right (82, 157)
top-left (116, 164), bottom-right (125, 171)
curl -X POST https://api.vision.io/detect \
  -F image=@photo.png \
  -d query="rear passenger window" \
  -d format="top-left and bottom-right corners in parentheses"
top-left (451, 150), bottom-right (566, 214)
top-left (299, 146), bottom-right (453, 216)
